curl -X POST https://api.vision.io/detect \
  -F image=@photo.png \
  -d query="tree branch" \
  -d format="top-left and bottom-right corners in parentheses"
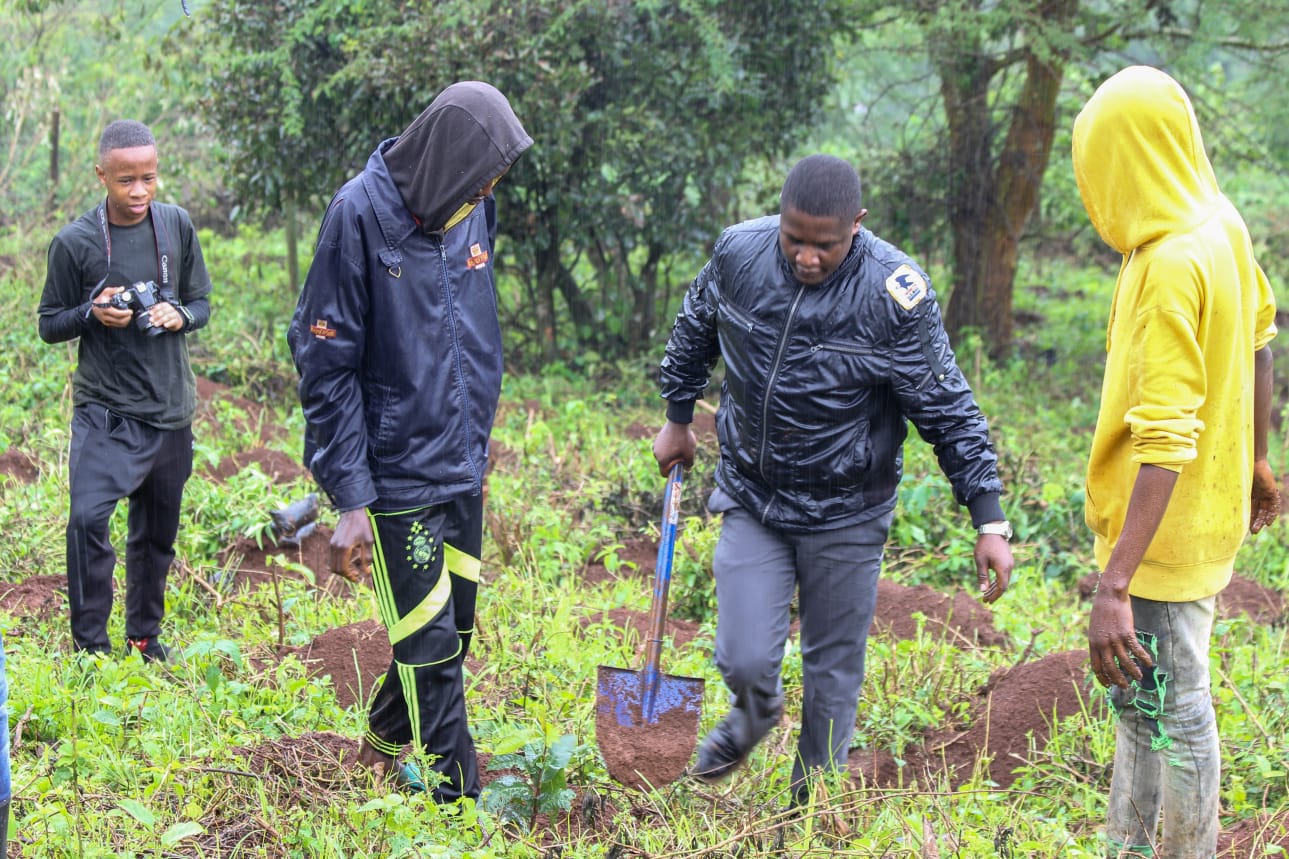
top-left (1158, 26), bottom-right (1289, 53)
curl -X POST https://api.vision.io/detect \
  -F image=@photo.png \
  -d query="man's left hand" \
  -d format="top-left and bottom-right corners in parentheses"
top-left (974, 535), bottom-right (1013, 604)
top-left (331, 508), bottom-right (374, 583)
top-left (1250, 458), bottom-right (1281, 533)
top-left (146, 301), bottom-right (186, 332)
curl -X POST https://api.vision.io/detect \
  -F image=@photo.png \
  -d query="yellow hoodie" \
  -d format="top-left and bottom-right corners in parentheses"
top-left (1072, 66), bottom-right (1277, 602)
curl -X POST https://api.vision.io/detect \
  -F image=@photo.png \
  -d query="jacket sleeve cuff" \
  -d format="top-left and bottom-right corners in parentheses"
top-left (967, 492), bottom-right (1005, 529)
top-left (325, 478), bottom-right (378, 514)
top-left (665, 400), bottom-right (696, 424)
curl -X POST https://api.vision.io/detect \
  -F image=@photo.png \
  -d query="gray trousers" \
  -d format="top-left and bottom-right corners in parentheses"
top-left (710, 491), bottom-right (889, 789)
top-left (1106, 595), bottom-right (1218, 859)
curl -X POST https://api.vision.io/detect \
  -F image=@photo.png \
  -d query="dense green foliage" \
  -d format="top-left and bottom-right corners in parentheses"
top-left (4, 208), bottom-right (1289, 856)
top-left (3, 1), bottom-right (1289, 855)
top-left (804, 0), bottom-right (1289, 353)
top-left (176, 0), bottom-right (853, 364)
top-left (5, 1), bottom-right (1288, 364)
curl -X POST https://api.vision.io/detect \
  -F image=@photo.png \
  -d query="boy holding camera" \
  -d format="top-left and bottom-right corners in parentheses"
top-left (38, 119), bottom-right (212, 661)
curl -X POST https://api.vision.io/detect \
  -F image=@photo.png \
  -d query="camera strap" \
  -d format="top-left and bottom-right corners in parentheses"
top-left (90, 200), bottom-right (173, 301)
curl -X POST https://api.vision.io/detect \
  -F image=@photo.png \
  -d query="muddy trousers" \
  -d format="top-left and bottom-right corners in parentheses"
top-left (1106, 595), bottom-right (1218, 859)
top-left (710, 497), bottom-right (889, 795)
top-left (66, 405), bottom-right (193, 653)
top-left (364, 495), bottom-right (483, 803)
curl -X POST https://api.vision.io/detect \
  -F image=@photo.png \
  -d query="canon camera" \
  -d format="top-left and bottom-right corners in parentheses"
top-left (109, 281), bottom-right (166, 337)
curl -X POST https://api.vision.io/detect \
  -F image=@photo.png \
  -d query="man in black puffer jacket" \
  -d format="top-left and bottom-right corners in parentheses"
top-left (653, 154), bottom-right (1014, 805)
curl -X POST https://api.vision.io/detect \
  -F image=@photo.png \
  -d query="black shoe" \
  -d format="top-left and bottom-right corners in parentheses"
top-left (691, 725), bottom-right (751, 784)
top-left (125, 637), bottom-right (170, 663)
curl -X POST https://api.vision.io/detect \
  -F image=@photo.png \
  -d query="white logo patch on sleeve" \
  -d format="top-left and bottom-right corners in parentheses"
top-left (885, 264), bottom-right (928, 310)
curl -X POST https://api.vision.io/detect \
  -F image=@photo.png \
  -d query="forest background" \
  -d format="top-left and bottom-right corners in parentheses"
top-left (1, 0), bottom-right (1289, 856)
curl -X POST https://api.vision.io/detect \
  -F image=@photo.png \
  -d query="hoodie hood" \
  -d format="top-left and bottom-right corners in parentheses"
top-left (383, 81), bottom-right (533, 233)
top-left (1071, 66), bottom-right (1221, 254)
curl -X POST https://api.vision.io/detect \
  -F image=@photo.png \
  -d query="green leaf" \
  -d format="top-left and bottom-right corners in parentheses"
top-left (490, 733), bottom-right (529, 756)
top-left (160, 821), bottom-right (205, 847)
top-left (117, 798), bottom-right (156, 828)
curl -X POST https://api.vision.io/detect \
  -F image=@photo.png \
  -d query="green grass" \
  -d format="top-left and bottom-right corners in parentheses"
top-left (2, 224), bottom-right (1287, 856)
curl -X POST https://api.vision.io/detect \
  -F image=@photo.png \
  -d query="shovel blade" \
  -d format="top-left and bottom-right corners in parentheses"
top-left (595, 665), bottom-right (704, 791)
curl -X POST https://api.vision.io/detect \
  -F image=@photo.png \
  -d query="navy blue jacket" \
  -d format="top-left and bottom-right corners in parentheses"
top-left (659, 215), bottom-right (1005, 532)
top-left (288, 141), bottom-right (504, 512)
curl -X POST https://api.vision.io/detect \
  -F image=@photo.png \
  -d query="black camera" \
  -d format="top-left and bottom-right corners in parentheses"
top-left (109, 281), bottom-right (166, 337)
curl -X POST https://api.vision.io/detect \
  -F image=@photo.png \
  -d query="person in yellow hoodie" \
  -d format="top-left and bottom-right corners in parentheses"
top-left (1072, 66), bottom-right (1281, 858)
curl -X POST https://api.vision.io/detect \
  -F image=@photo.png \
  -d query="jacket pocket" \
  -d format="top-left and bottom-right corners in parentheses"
top-left (720, 300), bottom-right (761, 334)
top-left (365, 383), bottom-right (401, 461)
top-left (814, 338), bottom-right (874, 359)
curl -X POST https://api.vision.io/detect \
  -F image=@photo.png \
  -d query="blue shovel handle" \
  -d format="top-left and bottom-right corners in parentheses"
top-left (640, 462), bottom-right (684, 718)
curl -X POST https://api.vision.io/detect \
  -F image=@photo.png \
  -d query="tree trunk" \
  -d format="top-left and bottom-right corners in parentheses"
top-left (535, 233), bottom-right (595, 361)
top-left (938, 38), bottom-right (995, 347)
top-left (629, 242), bottom-right (664, 356)
top-left (940, 0), bottom-right (1077, 357)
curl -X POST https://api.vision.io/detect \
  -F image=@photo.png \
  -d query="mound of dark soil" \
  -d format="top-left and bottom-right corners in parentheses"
top-left (0, 449), bottom-right (39, 484)
top-left (0, 575), bottom-right (67, 633)
top-left (580, 536), bottom-right (664, 587)
top-left (195, 376), bottom-right (288, 445)
top-left (281, 620), bottom-right (391, 710)
top-left (579, 607), bottom-right (701, 651)
top-left (851, 649), bottom-right (1100, 790)
top-left (1216, 574), bottom-right (1286, 625)
top-left (1218, 809), bottom-right (1289, 857)
top-left (205, 446), bottom-right (307, 485)
top-left (214, 526), bottom-right (357, 599)
top-left (873, 579), bottom-right (1008, 648)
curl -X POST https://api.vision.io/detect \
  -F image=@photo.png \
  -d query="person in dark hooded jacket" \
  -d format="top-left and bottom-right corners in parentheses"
top-left (288, 81), bottom-right (532, 803)
top-left (653, 154), bottom-right (1014, 805)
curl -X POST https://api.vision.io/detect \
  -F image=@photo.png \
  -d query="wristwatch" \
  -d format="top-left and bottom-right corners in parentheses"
top-left (977, 520), bottom-right (1013, 541)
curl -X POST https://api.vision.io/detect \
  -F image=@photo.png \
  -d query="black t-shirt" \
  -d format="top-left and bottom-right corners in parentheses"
top-left (37, 202), bottom-right (213, 429)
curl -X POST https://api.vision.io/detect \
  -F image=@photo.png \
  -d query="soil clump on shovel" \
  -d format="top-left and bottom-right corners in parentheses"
top-left (595, 677), bottom-right (703, 790)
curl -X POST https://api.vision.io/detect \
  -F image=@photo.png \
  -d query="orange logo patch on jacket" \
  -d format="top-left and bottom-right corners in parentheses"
top-left (466, 243), bottom-right (490, 270)
top-left (310, 319), bottom-right (337, 340)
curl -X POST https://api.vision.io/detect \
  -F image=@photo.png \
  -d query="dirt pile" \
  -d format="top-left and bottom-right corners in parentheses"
top-left (851, 649), bottom-right (1101, 790)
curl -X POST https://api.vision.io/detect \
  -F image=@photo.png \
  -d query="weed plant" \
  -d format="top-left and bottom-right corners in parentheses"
top-left (0, 223), bottom-right (1286, 856)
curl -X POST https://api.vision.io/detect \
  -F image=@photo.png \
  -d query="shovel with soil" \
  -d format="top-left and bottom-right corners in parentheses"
top-left (595, 463), bottom-right (704, 791)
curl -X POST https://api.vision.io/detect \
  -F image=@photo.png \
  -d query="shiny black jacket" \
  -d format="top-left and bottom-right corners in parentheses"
top-left (288, 142), bottom-right (503, 512)
top-left (659, 215), bottom-right (1004, 532)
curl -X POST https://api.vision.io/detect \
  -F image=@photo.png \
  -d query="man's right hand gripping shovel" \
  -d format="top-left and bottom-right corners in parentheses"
top-left (330, 508), bottom-right (374, 584)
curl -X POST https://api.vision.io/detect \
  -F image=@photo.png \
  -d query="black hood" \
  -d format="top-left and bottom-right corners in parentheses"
top-left (383, 81), bottom-right (533, 232)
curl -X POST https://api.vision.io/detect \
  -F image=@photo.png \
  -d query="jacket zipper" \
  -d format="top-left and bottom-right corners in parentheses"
top-left (723, 301), bottom-right (758, 332)
top-left (756, 284), bottom-right (806, 523)
top-left (813, 340), bottom-right (873, 356)
top-left (436, 237), bottom-right (482, 488)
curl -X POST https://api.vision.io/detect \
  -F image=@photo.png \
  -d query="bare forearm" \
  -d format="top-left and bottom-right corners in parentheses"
top-left (1100, 463), bottom-right (1180, 595)
top-left (1254, 346), bottom-right (1273, 462)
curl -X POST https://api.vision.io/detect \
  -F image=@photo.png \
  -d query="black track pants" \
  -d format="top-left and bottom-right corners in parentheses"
top-left (363, 494), bottom-right (483, 802)
top-left (66, 405), bottom-right (192, 652)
